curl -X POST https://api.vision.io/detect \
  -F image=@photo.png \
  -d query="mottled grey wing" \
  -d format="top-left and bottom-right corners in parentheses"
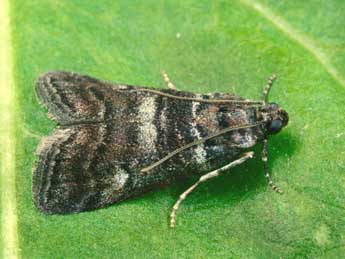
top-left (33, 71), bottom-right (250, 214)
top-left (35, 71), bottom-right (246, 125)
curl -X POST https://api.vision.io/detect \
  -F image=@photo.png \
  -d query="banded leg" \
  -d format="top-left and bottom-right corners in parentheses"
top-left (262, 74), bottom-right (277, 104)
top-left (162, 71), bottom-right (177, 90)
top-left (262, 139), bottom-right (283, 194)
top-left (170, 151), bottom-right (254, 228)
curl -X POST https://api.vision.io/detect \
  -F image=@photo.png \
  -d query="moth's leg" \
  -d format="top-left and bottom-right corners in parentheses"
top-left (262, 139), bottom-right (283, 194)
top-left (170, 151), bottom-right (254, 228)
top-left (162, 71), bottom-right (177, 90)
top-left (262, 74), bottom-right (277, 104)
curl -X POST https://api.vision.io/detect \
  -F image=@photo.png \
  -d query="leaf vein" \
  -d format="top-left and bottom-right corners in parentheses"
top-left (241, 0), bottom-right (345, 89)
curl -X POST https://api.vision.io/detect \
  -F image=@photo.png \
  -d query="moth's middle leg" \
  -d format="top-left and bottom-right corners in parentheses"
top-left (161, 71), bottom-right (177, 90)
top-left (170, 151), bottom-right (254, 228)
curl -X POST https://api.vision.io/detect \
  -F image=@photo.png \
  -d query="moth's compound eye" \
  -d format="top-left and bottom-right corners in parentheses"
top-left (269, 102), bottom-right (279, 110)
top-left (268, 119), bottom-right (283, 134)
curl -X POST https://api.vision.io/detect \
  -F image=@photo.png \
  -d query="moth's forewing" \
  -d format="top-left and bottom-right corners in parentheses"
top-left (33, 71), bottom-right (263, 214)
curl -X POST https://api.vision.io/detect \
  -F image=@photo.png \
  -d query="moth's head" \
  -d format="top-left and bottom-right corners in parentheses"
top-left (259, 102), bottom-right (289, 135)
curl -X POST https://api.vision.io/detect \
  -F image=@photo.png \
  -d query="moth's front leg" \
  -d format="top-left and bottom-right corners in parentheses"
top-left (161, 71), bottom-right (177, 90)
top-left (170, 151), bottom-right (254, 228)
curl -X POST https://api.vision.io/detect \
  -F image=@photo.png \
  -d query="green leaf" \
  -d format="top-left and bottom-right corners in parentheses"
top-left (3, 0), bottom-right (345, 258)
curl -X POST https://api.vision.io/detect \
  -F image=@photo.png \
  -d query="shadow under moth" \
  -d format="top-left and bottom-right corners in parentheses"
top-left (33, 71), bottom-right (288, 227)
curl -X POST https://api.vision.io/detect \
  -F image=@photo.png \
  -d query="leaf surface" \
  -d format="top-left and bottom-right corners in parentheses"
top-left (7, 0), bottom-right (345, 258)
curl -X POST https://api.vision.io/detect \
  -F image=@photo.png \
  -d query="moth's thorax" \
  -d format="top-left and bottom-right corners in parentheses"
top-left (174, 102), bottom-right (262, 154)
top-left (193, 103), bottom-right (256, 131)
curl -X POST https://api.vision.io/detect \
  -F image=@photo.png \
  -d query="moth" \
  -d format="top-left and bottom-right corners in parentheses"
top-left (33, 71), bottom-right (288, 227)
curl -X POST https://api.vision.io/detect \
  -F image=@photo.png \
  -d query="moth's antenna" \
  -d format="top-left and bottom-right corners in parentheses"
top-left (127, 88), bottom-right (263, 106)
top-left (260, 74), bottom-right (283, 194)
top-left (140, 122), bottom-right (264, 173)
top-left (261, 74), bottom-right (276, 105)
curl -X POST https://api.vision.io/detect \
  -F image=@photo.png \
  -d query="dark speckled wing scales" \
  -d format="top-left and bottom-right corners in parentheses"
top-left (34, 125), bottom-right (106, 214)
top-left (35, 71), bottom-right (109, 124)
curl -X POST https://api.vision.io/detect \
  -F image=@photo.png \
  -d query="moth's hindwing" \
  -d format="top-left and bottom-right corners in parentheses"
top-left (33, 71), bottom-right (263, 214)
